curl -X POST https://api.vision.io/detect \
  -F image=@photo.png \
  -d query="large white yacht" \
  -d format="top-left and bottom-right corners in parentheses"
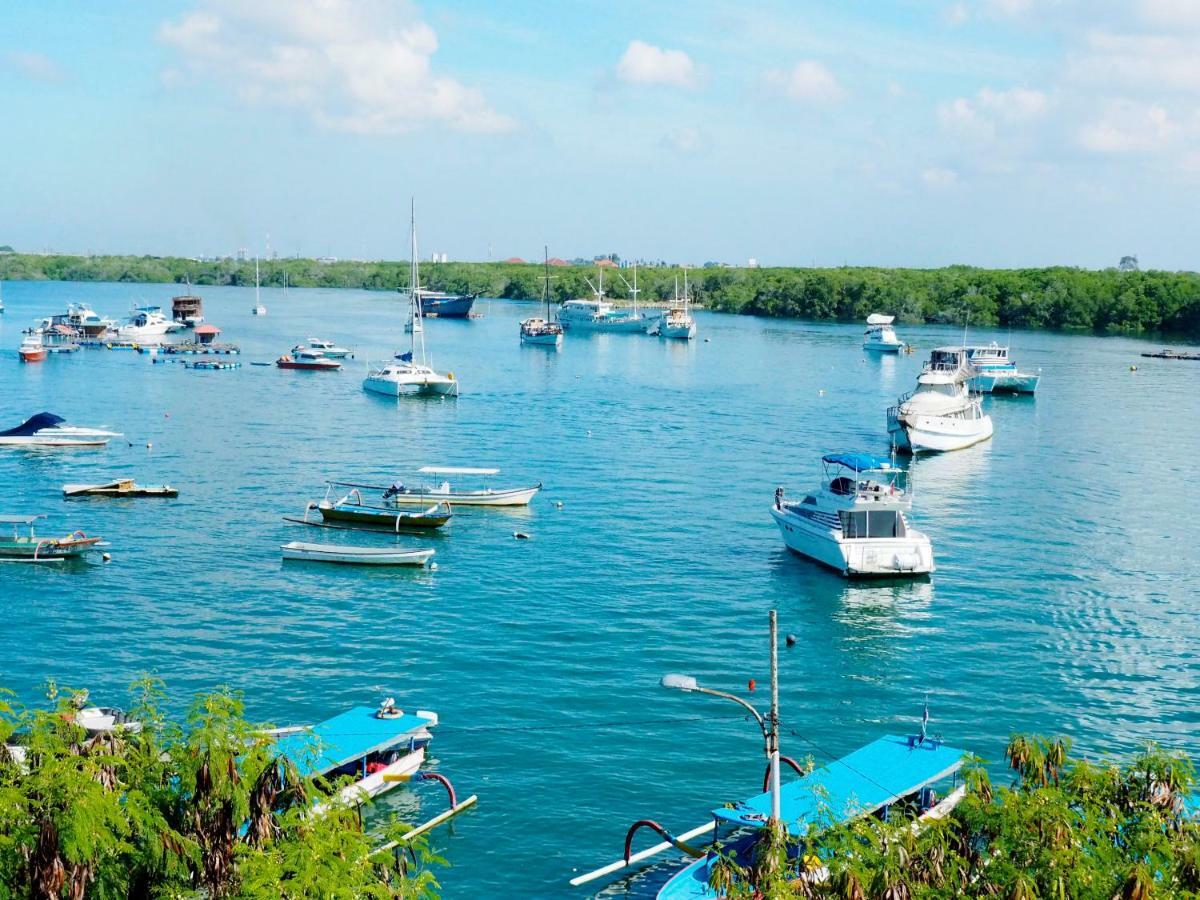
top-left (770, 452), bottom-right (934, 577)
top-left (887, 347), bottom-right (993, 454)
top-left (117, 306), bottom-right (174, 342)
top-left (863, 313), bottom-right (904, 352)
top-left (363, 205), bottom-right (458, 398)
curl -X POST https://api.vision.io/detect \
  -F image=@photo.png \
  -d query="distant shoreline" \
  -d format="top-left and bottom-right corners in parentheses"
top-left (2, 252), bottom-right (1197, 337)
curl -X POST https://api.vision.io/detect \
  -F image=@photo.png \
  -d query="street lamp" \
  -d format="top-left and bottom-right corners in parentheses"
top-left (660, 610), bottom-right (782, 823)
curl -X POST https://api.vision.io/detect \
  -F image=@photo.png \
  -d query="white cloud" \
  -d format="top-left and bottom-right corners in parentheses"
top-left (766, 61), bottom-right (844, 104)
top-left (2, 51), bottom-right (67, 83)
top-left (661, 126), bottom-right (703, 154)
top-left (615, 40), bottom-right (698, 88)
top-left (158, 0), bottom-right (513, 135)
top-left (977, 87), bottom-right (1049, 120)
top-left (921, 166), bottom-right (959, 188)
top-left (942, 3), bottom-right (970, 25)
top-left (1140, 0), bottom-right (1200, 29)
top-left (1079, 101), bottom-right (1174, 152)
top-left (938, 97), bottom-right (995, 140)
top-left (1068, 31), bottom-right (1200, 94)
top-left (938, 86), bottom-right (1048, 142)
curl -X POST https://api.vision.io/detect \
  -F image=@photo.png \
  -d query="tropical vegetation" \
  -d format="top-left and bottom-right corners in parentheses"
top-left (2, 252), bottom-right (1199, 337)
top-left (718, 735), bottom-right (1199, 899)
top-left (0, 679), bottom-right (443, 898)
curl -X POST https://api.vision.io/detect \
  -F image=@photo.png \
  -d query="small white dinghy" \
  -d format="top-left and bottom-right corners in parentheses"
top-left (280, 541), bottom-right (435, 567)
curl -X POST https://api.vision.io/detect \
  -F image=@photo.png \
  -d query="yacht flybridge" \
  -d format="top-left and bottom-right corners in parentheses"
top-left (771, 452), bottom-right (934, 577)
top-left (363, 203), bottom-right (459, 398)
top-left (863, 313), bottom-right (904, 352)
top-left (887, 347), bottom-right (993, 454)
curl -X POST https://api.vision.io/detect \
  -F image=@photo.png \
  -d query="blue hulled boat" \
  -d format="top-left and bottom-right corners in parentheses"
top-left (416, 289), bottom-right (479, 318)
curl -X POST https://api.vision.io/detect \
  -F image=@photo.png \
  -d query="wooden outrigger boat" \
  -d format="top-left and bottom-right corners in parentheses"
top-left (280, 541), bottom-right (435, 566)
top-left (362, 466), bottom-right (541, 507)
top-left (284, 482), bottom-right (453, 532)
top-left (0, 514), bottom-right (106, 562)
top-left (63, 479), bottom-right (178, 498)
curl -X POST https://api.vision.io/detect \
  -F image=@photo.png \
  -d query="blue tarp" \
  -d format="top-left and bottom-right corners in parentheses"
top-left (272, 706), bottom-right (433, 779)
top-left (822, 451), bottom-right (894, 472)
top-left (0, 412), bottom-right (65, 437)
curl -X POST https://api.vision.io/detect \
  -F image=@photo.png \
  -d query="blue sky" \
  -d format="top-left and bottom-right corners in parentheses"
top-left (1, 0), bottom-right (1197, 268)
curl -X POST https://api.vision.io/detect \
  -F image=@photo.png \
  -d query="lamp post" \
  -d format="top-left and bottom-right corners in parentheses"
top-left (661, 609), bottom-right (782, 823)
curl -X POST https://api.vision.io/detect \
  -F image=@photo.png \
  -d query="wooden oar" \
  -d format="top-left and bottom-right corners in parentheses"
top-left (568, 820), bottom-right (715, 887)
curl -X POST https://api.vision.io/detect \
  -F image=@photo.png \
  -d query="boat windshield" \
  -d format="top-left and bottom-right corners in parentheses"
top-left (840, 509), bottom-right (907, 538)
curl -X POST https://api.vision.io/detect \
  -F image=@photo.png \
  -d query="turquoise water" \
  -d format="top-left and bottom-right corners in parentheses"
top-left (0, 280), bottom-right (1197, 897)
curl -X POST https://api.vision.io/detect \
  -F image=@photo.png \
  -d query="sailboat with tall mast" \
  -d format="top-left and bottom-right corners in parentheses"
top-left (363, 204), bottom-right (459, 398)
top-left (655, 269), bottom-right (698, 339)
top-left (251, 256), bottom-right (267, 316)
top-left (519, 247), bottom-right (564, 347)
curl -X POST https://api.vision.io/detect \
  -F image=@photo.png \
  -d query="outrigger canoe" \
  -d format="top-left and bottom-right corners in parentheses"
top-left (280, 541), bottom-right (435, 566)
top-left (63, 479), bottom-right (178, 498)
top-left (0, 514), bottom-right (105, 562)
top-left (284, 483), bottom-right (453, 532)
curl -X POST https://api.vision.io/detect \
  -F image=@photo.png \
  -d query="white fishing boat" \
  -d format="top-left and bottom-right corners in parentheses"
top-left (520, 247), bottom-right (565, 347)
top-left (770, 452), bottom-right (934, 577)
top-left (887, 347), bottom-right (993, 454)
top-left (558, 266), bottom-right (649, 333)
top-left (281, 541), bottom-right (435, 566)
top-left (252, 256), bottom-right (267, 315)
top-left (378, 467), bottom-right (540, 507)
top-left (0, 412), bottom-right (121, 447)
top-left (363, 203), bottom-right (459, 398)
top-left (965, 342), bottom-right (1040, 394)
top-left (117, 306), bottom-right (173, 342)
top-left (303, 338), bottom-right (353, 358)
top-left (654, 270), bottom-right (698, 340)
top-left (863, 313), bottom-right (905, 352)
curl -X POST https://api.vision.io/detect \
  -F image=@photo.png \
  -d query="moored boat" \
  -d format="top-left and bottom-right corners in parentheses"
top-left (63, 479), bottom-right (178, 498)
top-left (863, 313), bottom-right (905, 352)
top-left (520, 246), bottom-right (565, 347)
top-left (380, 466), bottom-right (541, 507)
top-left (0, 514), bottom-right (105, 562)
top-left (280, 541), bottom-right (435, 566)
top-left (172, 287), bottom-right (204, 326)
top-left (276, 350), bottom-right (341, 370)
top-left (117, 306), bottom-right (174, 342)
top-left (965, 342), bottom-right (1040, 394)
top-left (292, 483), bottom-right (453, 531)
top-left (302, 338), bottom-right (353, 358)
top-left (559, 265), bottom-right (649, 333)
top-left (18, 332), bottom-right (47, 362)
top-left (0, 412), bottom-right (121, 447)
top-left (655, 272), bottom-right (698, 340)
top-left (416, 289), bottom-right (479, 318)
top-left (770, 452), bottom-right (933, 577)
top-left (887, 347), bottom-right (993, 454)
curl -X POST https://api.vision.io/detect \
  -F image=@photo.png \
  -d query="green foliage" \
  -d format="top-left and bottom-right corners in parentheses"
top-left (712, 736), bottom-right (1199, 899)
top-left (2, 253), bottom-right (1198, 336)
top-left (0, 679), bottom-right (444, 898)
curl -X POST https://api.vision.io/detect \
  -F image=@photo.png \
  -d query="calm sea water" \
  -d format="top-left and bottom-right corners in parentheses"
top-left (0, 280), bottom-right (1197, 897)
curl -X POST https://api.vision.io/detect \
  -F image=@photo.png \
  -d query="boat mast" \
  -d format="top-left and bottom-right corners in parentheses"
top-left (543, 245), bottom-right (551, 318)
top-left (255, 255), bottom-right (261, 308)
top-left (410, 198), bottom-right (427, 365)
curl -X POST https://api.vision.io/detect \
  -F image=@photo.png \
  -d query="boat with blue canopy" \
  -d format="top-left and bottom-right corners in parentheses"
top-left (770, 451), bottom-right (934, 577)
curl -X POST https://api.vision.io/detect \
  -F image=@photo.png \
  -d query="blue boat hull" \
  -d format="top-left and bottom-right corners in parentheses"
top-left (419, 295), bottom-right (477, 318)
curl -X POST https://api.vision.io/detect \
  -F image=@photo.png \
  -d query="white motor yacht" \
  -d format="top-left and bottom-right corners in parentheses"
top-left (302, 338), bottom-right (353, 358)
top-left (117, 306), bottom-right (173, 342)
top-left (887, 347), bottom-right (993, 454)
top-left (965, 343), bottom-right (1040, 394)
top-left (863, 314), bottom-right (904, 352)
top-left (770, 452), bottom-right (934, 577)
top-left (363, 203), bottom-right (459, 398)
top-left (0, 412), bottom-right (122, 447)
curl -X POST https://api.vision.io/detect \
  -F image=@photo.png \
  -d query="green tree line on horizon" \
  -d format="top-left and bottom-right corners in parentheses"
top-left (2, 252), bottom-right (1199, 337)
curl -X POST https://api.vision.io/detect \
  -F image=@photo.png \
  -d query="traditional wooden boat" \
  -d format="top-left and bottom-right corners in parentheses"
top-left (62, 479), bottom-right (178, 498)
top-left (369, 466), bottom-right (541, 507)
top-left (281, 541), bottom-right (435, 566)
top-left (0, 515), bottom-right (105, 562)
top-left (310, 485), bottom-right (452, 530)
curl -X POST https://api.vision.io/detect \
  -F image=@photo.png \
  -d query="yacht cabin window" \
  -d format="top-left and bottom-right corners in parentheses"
top-left (840, 509), bottom-right (906, 538)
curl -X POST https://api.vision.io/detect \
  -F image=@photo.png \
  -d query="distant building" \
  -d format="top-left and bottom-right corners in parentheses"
top-left (594, 258), bottom-right (618, 268)
top-left (748, 258), bottom-right (760, 269)
top-left (236, 248), bottom-right (247, 262)
top-left (547, 257), bottom-right (570, 267)
top-left (503, 256), bottom-right (526, 264)
top-left (316, 256), bottom-right (338, 264)
top-left (1119, 254), bottom-right (1139, 272)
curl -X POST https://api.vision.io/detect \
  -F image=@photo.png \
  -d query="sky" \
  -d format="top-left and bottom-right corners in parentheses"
top-left (1, 0), bottom-right (1198, 269)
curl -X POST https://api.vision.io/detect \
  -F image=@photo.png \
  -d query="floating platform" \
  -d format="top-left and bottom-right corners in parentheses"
top-left (161, 343), bottom-right (241, 355)
top-left (1141, 349), bottom-right (1200, 361)
top-left (184, 359), bottom-right (241, 370)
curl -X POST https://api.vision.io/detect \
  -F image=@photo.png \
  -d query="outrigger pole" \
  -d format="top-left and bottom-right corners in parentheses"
top-left (377, 771), bottom-right (478, 845)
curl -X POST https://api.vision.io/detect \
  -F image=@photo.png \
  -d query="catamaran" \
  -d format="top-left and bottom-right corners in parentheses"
top-left (520, 247), bottom-right (565, 347)
top-left (364, 204), bottom-right (459, 397)
top-left (965, 342), bottom-right (1040, 394)
top-left (771, 452), bottom-right (934, 577)
top-left (378, 467), bottom-right (541, 507)
top-left (887, 347), bottom-right (993, 454)
top-left (0, 514), bottom-right (106, 562)
top-left (863, 313), bottom-right (905, 352)
top-left (0, 412), bottom-right (121, 447)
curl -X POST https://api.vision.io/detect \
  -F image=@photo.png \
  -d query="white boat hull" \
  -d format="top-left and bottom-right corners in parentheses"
top-left (770, 507), bottom-right (933, 576)
top-left (864, 339), bottom-right (904, 352)
top-left (970, 372), bottom-right (1039, 394)
top-left (363, 371), bottom-right (458, 397)
top-left (314, 746), bottom-right (427, 814)
top-left (659, 322), bottom-right (697, 340)
top-left (521, 331), bottom-right (563, 346)
top-left (560, 315), bottom-right (648, 333)
top-left (384, 484), bottom-right (540, 507)
top-left (281, 542), bottom-right (435, 566)
top-left (888, 410), bottom-right (993, 454)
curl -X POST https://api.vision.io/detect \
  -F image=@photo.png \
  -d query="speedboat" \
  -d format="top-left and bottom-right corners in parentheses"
top-left (302, 338), bottom-right (353, 358)
top-left (117, 306), bottom-right (173, 342)
top-left (276, 350), bottom-right (341, 370)
top-left (0, 412), bottom-right (121, 447)
top-left (965, 342), bottom-right (1039, 394)
top-left (19, 332), bottom-right (47, 362)
top-left (380, 467), bottom-right (541, 507)
top-left (887, 347), bottom-right (993, 454)
top-left (559, 266), bottom-right (650, 333)
top-left (0, 514), bottom-right (105, 562)
top-left (863, 313), bottom-right (905, 352)
top-left (364, 204), bottom-right (459, 398)
top-left (416, 289), bottom-right (479, 318)
top-left (770, 452), bottom-right (934, 577)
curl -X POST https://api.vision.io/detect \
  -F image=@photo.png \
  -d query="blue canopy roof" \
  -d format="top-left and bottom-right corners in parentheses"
top-left (271, 706), bottom-right (434, 779)
top-left (658, 734), bottom-right (966, 900)
top-left (0, 413), bottom-right (65, 437)
top-left (822, 451), bottom-right (894, 472)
